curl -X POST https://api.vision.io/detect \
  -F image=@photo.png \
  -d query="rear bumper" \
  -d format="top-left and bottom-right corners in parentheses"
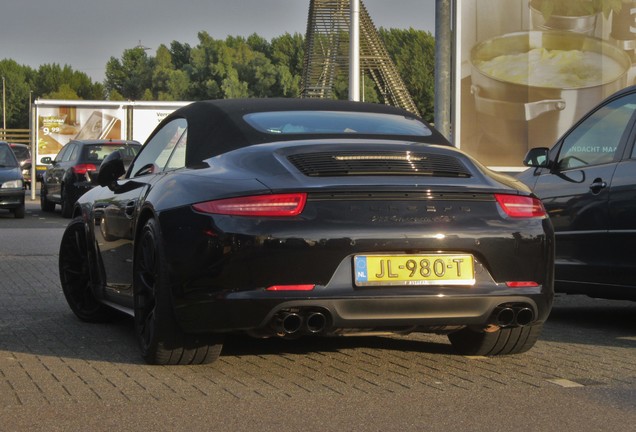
top-left (0, 189), bottom-right (25, 209)
top-left (158, 198), bottom-right (554, 335)
top-left (174, 290), bottom-right (552, 335)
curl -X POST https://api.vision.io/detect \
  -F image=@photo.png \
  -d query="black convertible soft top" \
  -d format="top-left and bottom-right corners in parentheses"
top-left (152, 98), bottom-right (449, 166)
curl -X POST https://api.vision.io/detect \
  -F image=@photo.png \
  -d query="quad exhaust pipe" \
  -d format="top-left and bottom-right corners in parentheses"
top-left (492, 305), bottom-right (535, 327)
top-left (275, 312), bottom-right (303, 334)
top-left (306, 312), bottom-right (327, 334)
top-left (273, 310), bottom-right (328, 335)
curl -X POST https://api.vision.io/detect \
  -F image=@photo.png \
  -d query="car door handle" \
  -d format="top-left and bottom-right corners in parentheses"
top-left (589, 178), bottom-right (607, 194)
top-left (124, 201), bottom-right (136, 218)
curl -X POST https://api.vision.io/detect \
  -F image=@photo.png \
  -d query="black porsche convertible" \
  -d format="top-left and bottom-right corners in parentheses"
top-left (59, 98), bottom-right (554, 365)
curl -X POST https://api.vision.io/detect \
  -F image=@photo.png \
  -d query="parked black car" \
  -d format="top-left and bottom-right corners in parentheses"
top-left (0, 141), bottom-right (25, 218)
top-left (59, 98), bottom-right (554, 365)
top-left (41, 139), bottom-right (141, 217)
top-left (518, 85), bottom-right (636, 301)
top-left (8, 143), bottom-right (31, 189)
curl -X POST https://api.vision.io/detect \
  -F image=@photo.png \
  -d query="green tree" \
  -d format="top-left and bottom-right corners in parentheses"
top-left (152, 44), bottom-right (175, 99)
top-left (34, 64), bottom-right (104, 101)
top-left (3, 27), bottom-right (437, 127)
top-left (221, 72), bottom-right (249, 98)
top-left (380, 28), bottom-right (436, 122)
top-left (170, 41), bottom-right (192, 70)
top-left (108, 89), bottom-right (126, 101)
top-left (188, 32), bottom-right (227, 99)
top-left (105, 47), bottom-right (154, 100)
top-left (270, 33), bottom-right (305, 97)
top-left (247, 33), bottom-right (271, 58)
top-left (151, 44), bottom-right (192, 101)
top-left (238, 52), bottom-right (278, 97)
top-left (271, 33), bottom-right (305, 77)
top-left (0, 59), bottom-right (35, 128)
top-left (165, 70), bottom-right (190, 101)
top-left (43, 83), bottom-right (80, 100)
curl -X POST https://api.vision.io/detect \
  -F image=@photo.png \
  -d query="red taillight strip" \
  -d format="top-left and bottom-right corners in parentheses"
top-left (72, 164), bottom-right (98, 175)
top-left (193, 193), bottom-right (307, 217)
top-left (495, 194), bottom-right (546, 218)
top-left (506, 281), bottom-right (539, 288)
top-left (265, 284), bottom-right (315, 291)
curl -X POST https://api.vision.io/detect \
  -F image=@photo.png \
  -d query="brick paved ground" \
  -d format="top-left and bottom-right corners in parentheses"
top-left (0, 204), bottom-right (635, 430)
top-left (1, 253), bottom-right (635, 403)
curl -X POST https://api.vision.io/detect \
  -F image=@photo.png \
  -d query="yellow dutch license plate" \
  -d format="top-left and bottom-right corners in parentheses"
top-left (354, 254), bottom-right (475, 286)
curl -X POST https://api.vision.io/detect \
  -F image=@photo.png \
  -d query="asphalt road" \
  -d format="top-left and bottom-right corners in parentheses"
top-left (0, 195), bottom-right (634, 431)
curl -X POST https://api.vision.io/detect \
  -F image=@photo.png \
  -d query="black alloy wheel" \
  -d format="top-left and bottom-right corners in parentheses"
top-left (133, 218), bottom-right (223, 365)
top-left (59, 217), bottom-right (116, 322)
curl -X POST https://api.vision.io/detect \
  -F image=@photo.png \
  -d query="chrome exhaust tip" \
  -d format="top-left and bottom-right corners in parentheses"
top-left (306, 312), bottom-right (327, 334)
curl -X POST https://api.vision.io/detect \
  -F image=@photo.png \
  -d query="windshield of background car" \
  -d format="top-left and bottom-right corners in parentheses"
top-left (81, 144), bottom-right (140, 164)
top-left (243, 111), bottom-right (432, 137)
top-left (10, 146), bottom-right (30, 160)
top-left (0, 145), bottom-right (19, 168)
top-left (557, 95), bottom-right (636, 169)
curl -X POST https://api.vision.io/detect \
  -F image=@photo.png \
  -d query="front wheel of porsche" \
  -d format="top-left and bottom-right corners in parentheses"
top-left (133, 218), bottom-right (223, 365)
top-left (59, 217), bottom-right (117, 322)
top-left (448, 323), bottom-right (543, 356)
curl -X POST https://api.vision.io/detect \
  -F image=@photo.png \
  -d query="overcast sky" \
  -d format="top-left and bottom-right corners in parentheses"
top-left (0, 0), bottom-right (435, 82)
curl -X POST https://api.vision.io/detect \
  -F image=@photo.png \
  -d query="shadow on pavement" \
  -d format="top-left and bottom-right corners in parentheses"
top-left (541, 294), bottom-right (636, 347)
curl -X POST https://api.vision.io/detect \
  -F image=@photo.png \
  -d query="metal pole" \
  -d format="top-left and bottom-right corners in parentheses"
top-left (2, 76), bottom-right (6, 131)
top-left (434, 0), bottom-right (452, 141)
top-left (349, 0), bottom-right (360, 101)
top-left (30, 93), bottom-right (36, 201)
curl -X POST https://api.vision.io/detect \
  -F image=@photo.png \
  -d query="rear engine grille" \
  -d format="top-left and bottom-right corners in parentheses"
top-left (288, 151), bottom-right (471, 178)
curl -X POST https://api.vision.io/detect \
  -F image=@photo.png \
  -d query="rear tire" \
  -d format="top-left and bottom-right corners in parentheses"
top-left (59, 217), bottom-right (118, 322)
top-left (13, 204), bottom-right (25, 219)
top-left (40, 185), bottom-right (55, 212)
top-left (448, 323), bottom-right (543, 356)
top-left (61, 187), bottom-right (73, 218)
top-left (133, 218), bottom-right (223, 365)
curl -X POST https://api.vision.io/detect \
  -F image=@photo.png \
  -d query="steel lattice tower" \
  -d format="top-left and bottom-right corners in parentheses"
top-left (300, 0), bottom-right (419, 116)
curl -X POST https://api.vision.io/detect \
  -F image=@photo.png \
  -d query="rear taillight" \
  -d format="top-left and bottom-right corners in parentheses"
top-left (495, 194), bottom-right (546, 218)
top-left (193, 193), bottom-right (307, 217)
top-left (72, 164), bottom-right (97, 175)
top-left (506, 281), bottom-right (539, 288)
top-left (265, 284), bottom-right (315, 291)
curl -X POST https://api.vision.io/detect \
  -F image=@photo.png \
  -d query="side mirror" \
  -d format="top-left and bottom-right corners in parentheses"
top-left (22, 162), bottom-right (32, 171)
top-left (97, 150), bottom-right (126, 188)
top-left (40, 156), bottom-right (52, 164)
top-left (523, 147), bottom-right (550, 168)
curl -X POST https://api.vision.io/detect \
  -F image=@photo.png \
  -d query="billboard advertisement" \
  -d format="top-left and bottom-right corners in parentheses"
top-left (130, 103), bottom-right (184, 144)
top-left (37, 103), bottom-right (125, 163)
top-left (33, 100), bottom-right (188, 176)
top-left (454, 0), bottom-right (636, 169)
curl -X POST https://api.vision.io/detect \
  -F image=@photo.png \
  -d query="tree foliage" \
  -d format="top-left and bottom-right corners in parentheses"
top-left (379, 28), bottom-right (436, 121)
top-left (105, 47), bottom-right (154, 100)
top-left (2, 28), bottom-right (435, 128)
top-left (0, 59), bottom-right (34, 128)
top-left (0, 59), bottom-right (104, 128)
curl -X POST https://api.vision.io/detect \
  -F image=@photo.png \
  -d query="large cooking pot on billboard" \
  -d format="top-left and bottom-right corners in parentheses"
top-left (470, 31), bottom-right (631, 161)
top-left (528, 0), bottom-right (599, 35)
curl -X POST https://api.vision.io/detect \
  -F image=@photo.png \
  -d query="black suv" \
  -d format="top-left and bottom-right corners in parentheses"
top-left (0, 141), bottom-right (25, 218)
top-left (40, 139), bottom-right (141, 217)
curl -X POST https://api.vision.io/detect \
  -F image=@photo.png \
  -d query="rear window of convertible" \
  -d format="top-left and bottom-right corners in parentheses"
top-left (243, 111), bottom-right (432, 136)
